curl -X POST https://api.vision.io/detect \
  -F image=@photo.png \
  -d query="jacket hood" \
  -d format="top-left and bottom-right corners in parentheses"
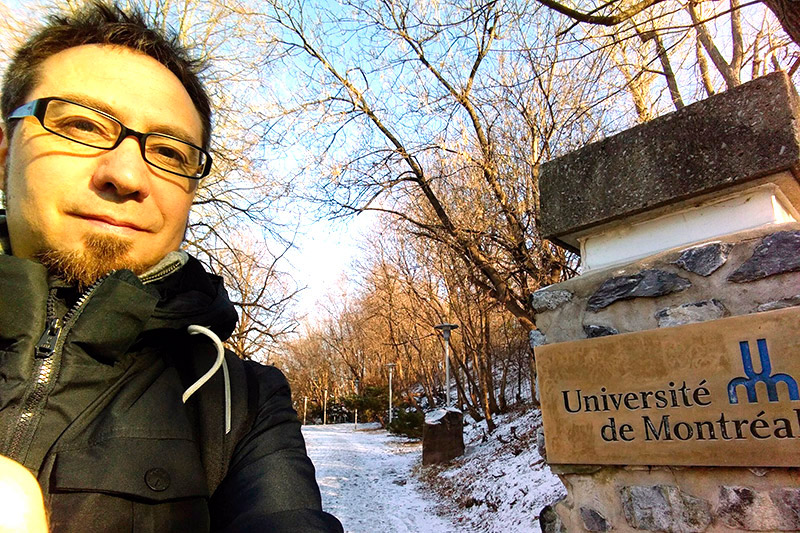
top-left (144, 254), bottom-right (239, 341)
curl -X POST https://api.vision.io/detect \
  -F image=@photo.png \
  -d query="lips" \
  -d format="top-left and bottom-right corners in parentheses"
top-left (73, 212), bottom-right (148, 232)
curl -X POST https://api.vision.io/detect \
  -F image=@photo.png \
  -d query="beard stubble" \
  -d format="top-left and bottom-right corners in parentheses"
top-left (35, 233), bottom-right (148, 291)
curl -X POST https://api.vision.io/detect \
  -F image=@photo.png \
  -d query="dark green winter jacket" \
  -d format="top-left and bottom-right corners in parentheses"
top-left (0, 218), bottom-right (342, 532)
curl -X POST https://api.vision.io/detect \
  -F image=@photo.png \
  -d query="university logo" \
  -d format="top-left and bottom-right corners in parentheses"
top-left (728, 339), bottom-right (799, 404)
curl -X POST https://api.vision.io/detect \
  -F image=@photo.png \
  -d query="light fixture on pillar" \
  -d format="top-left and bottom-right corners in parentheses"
top-left (354, 377), bottom-right (360, 430)
top-left (386, 363), bottom-right (396, 424)
top-left (323, 388), bottom-right (328, 425)
top-left (434, 323), bottom-right (459, 407)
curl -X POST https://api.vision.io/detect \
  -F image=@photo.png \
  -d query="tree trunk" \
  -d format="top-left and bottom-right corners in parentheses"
top-left (641, 31), bottom-right (684, 110)
top-left (762, 0), bottom-right (800, 48)
top-left (453, 346), bottom-right (482, 417)
top-left (696, 38), bottom-right (716, 97)
top-left (453, 369), bottom-right (483, 422)
top-left (498, 357), bottom-right (509, 412)
top-left (472, 345), bottom-right (496, 432)
top-left (482, 315), bottom-right (501, 416)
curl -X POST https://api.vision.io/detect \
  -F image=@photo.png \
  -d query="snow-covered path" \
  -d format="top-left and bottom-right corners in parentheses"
top-left (303, 423), bottom-right (459, 533)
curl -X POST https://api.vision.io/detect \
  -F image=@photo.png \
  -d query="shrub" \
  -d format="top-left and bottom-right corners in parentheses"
top-left (388, 408), bottom-right (424, 439)
top-left (342, 385), bottom-right (389, 422)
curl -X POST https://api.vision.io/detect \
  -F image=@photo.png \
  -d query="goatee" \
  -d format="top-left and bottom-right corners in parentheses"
top-left (35, 234), bottom-right (147, 291)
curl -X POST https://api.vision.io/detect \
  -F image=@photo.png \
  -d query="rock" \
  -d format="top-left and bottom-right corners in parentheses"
top-left (718, 486), bottom-right (800, 530)
top-left (422, 409), bottom-right (464, 465)
top-left (770, 488), bottom-right (800, 529)
top-left (728, 231), bottom-right (800, 282)
top-left (530, 329), bottom-right (547, 348)
top-left (674, 242), bottom-right (731, 276)
top-left (536, 427), bottom-right (547, 461)
top-left (460, 496), bottom-right (481, 508)
top-left (587, 270), bottom-right (691, 311)
top-left (580, 507), bottom-right (611, 532)
top-left (539, 501), bottom-right (567, 533)
top-left (583, 324), bottom-right (619, 338)
top-left (531, 289), bottom-right (573, 312)
top-left (717, 486), bottom-right (756, 529)
top-left (620, 485), bottom-right (711, 532)
top-left (757, 294), bottom-right (800, 312)
top-left (655, 299), bottom-right (727, 328)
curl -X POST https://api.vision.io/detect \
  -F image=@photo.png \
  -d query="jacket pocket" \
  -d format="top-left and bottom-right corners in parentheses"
top-left (49, 437), bottom-right (210, 533)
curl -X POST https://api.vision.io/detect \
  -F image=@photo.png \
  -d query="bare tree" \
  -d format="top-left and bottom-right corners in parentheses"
top-left (204, 234), bottom-right (301, 361)
top-left (534, 0), bottom-right (800, 51)
top-left (277, 217), bottom-right (534, 429)
top-left (261, 0), bottom-right (602, 334)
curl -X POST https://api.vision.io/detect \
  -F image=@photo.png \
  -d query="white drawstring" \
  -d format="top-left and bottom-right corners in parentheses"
top-left (184, 325), bottom-right (232, 435)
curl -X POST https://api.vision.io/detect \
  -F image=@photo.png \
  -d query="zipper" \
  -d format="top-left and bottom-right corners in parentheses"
top-left (35, 317), bottom-right (62, 358)
top-left (4, 275), bottom-right (110, 462)
top-left (139, 258), bottom-right (182, 285)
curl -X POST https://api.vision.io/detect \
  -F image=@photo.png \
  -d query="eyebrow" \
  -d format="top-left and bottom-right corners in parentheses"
top-left (55, 92), bottom-right (201, 145)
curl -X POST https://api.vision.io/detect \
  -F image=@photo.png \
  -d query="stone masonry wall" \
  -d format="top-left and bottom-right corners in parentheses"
top-left (542, 466), bottom-right (800, 532)
top-left (534, 221), bottom-right (800, 532)
top-left (532, 223), bottom-right (800, 346)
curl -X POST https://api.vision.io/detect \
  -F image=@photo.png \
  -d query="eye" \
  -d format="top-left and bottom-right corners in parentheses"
top-left (152, 144), bottom-right (188, 164)
top-left (60, 117), bottom-right (107, 134)
top-left (64, 118), bottom-right (101, 133)
top-left (49, 115), bottom-right (115, 142)
top-left (145, 135), bottom-right (203, 175)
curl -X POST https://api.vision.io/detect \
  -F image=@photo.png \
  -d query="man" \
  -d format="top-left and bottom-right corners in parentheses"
top-left (0, 2), bottom-right (342, 532)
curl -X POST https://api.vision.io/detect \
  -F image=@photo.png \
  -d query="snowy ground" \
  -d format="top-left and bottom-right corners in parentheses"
top-left (303, 422), bottom-right (457, 532)
top-left (421, 408), bottom-right (566, 533)
top-left (303, 409), bottom-right (564, 533)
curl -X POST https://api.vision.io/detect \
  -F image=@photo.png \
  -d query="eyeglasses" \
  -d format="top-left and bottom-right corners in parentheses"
top-left (8, 97), bottom-right (212, 179)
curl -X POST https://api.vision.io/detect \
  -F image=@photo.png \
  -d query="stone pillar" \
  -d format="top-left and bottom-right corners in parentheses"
top-left (534, 72), bottom-right (800, 532)
top-left (422, 408), bottom-right (464, 465)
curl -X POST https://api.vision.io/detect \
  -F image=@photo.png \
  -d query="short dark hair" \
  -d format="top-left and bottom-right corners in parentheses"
top-left (1, 1), bottom-right (211, 149)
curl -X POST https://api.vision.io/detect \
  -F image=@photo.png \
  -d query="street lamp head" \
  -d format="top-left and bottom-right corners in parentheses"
top-left (434, 323), bottom-right (459, 341)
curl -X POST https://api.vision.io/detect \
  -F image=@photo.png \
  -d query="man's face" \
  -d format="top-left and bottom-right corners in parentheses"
top-left (0, 44), bottom-right (203, 284)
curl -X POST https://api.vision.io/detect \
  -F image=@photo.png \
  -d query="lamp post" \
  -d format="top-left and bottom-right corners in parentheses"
top-left (354, 378), bottom-right (360, 430)
top-left (323, 388), bottom-right (328, 425)
top-left (434, 323), bottom-right (459, 407)
top-left (386, 363), bottom-right (396, 424)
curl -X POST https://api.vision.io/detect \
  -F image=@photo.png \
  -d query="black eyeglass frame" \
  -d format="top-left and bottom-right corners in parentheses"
top-left (8, 97), bottom-right (212, 179)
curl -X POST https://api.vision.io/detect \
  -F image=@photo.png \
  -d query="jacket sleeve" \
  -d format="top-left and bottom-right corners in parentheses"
top-left (208, 363), bottom-right (343, 533)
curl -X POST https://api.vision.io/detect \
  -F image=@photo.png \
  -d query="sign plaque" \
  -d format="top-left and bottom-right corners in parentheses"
top-left (536, 306), bottom-right (800, 466)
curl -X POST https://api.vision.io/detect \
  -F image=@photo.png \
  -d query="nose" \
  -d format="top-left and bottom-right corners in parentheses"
top-left (90, 136), bottom-right (152, 200)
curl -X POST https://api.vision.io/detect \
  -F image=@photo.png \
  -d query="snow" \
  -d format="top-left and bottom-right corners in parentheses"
top-left (425, 407), bottom-right (462, 424)
top-left (303, 422), bottom-right (457, 532)
top-left (424, 409), bottom-right (566, 533)
top-left (302, 409), bottom-right (565, 533)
